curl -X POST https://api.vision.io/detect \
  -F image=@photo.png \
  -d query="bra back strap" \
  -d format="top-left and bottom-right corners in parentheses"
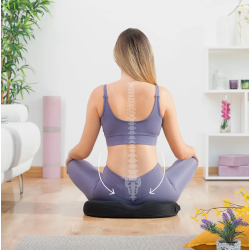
top-left (103, 84), bottom-right (108, 98)
top-left (155, 85), bottom-right (159, 97)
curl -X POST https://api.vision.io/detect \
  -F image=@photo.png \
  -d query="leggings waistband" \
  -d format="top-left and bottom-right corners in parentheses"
top-left (101, 163), bottom-right (164, 201)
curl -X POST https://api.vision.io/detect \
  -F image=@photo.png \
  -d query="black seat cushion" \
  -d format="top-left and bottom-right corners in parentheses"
top-left (83, 200), bottom-right (181, 218)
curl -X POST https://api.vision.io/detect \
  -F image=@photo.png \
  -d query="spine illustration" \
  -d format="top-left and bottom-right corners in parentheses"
top-left (125, 82), bottom-right (141, 202)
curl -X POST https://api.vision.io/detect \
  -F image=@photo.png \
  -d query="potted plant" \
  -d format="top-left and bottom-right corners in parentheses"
top-left (200, 208), bottom-right (248, 250)
top-left (1, 0), bottom-right (53, 108)
top-left (220, 95), bottom-right (231, 133)
top-left (190, 187), bottom-right (249, 250)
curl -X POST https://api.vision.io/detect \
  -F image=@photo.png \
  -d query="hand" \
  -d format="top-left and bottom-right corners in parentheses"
top-left (192, 153), bottom-right (199, 169)
top-left (65, 154), bottom-right (73, 174)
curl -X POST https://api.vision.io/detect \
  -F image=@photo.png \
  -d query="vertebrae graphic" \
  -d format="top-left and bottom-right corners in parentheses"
top-left (125, 82), bottom-right (141, 202)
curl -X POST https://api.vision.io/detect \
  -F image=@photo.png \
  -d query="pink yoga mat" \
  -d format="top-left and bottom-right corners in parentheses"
top-left (43, 96), bottom-right (61, 178)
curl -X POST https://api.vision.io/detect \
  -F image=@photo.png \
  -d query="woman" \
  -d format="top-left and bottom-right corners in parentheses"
top-left (66, 28), bottom-right (198, 206)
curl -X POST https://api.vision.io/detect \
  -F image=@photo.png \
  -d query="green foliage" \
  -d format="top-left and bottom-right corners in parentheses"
top-left (200, 209), bottom-right (248, 244)
top-left (1, 0), bottom-right (53, 104)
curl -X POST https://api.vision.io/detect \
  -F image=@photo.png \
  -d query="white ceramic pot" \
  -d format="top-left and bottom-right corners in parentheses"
top-left (216, 239), bottom-right (241, 250)
top-left (213, 70), bottom-right (226, 90)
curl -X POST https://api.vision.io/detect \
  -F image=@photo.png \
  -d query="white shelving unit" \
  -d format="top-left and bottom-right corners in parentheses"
top-left (204, 46), bottom-right (249, 180)
top-left (205, 90), bottom-right (249, 94)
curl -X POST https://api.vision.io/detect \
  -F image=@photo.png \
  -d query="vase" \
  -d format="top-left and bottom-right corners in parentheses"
top-left (216, 239), bottom-right (241, 250)
top-left (213, 70), bottom-right (227, 90)
top-left (216, 16), bottom-right (230, 45)
top-left (220, 94), bottom-right (231, 133)
top-left (235, 7), bottom-right (249, 46)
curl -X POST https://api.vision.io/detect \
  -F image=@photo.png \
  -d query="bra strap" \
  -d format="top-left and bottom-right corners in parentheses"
top-left (103, 84), bottom-right (108, 98)
top-left (155, 85), bottom-right (159, 97)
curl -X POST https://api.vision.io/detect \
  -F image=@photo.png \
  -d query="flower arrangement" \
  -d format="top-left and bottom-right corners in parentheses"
top-left (220, 99), bottom-right (231, 133)
top-left (200, 208), bottom-right (248, 243)
top-left (191, 187), bottom-right (249, 244)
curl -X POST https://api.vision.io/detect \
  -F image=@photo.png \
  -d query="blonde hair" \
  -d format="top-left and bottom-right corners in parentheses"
top-left (113, 28), bottom-right (157, 85)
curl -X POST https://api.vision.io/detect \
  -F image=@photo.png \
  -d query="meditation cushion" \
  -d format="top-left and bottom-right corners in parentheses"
top-left (184, 214), bottom-right (249, 250)
top-left (83, 200), bottom-right (181, 218)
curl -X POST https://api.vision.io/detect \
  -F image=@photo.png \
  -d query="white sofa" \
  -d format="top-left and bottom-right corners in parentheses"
top-left (1, 104), bottom-right (41, 194)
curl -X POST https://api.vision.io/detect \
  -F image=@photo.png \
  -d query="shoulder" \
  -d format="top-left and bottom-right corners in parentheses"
top-left (90, 82), bottom-right (117, 99)
top-left (158, 85), bottom-right (173, 100)
top-left (88, 85), bottom-right (107, 117)
top-left (158, 85), bottom-right (174, 116)
top-left (90, 85), bottom-right (104, 99)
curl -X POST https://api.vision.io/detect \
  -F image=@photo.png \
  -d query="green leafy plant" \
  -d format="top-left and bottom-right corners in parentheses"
top-left (191, 187), bottom-right (249, 244)
top-left (1, 0), bottom-right (53, 105)
top-left (200, 208), bottom-right (248, 243)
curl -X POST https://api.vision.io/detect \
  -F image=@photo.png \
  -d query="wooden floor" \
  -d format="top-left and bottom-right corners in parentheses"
top-left (1, 177), bottom-right (249, 250)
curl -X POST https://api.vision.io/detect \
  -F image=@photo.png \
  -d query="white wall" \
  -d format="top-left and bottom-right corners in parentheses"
top-left (19, 0), bottom-right (248, 167)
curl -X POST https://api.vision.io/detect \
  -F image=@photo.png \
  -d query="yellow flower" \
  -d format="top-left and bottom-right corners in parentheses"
top-left (202, 211), bottom-right (207, 219)
top-left (215, 209), bottom-right (221, 216)
top-left (242, 191), bottom-right (249, 203)
top-left (241, 4), bottom-right (244, 7)
top-left (244, 205), bottom-right (249, 214)
top-left (223, 197), bottom-right (228, 202)
top-left (236, 211), bottom-right (241, 216)
top-left (195, 207), bottom-right (200, 215)
top-left (190, 216), bottom-right (199, 221)
top-left (235, 187), bottom-right (245, 194)
top-left (223, 197), bottom-right (230, 207)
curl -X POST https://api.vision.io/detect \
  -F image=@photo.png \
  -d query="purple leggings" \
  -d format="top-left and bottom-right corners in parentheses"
top-left (68, 157), bottom-right (197, 206)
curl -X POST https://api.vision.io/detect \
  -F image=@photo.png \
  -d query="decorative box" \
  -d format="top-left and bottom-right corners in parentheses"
top-left (219, 154), bottom-right (249, 167)
top-left (218, 165), bottom-right (249, 176)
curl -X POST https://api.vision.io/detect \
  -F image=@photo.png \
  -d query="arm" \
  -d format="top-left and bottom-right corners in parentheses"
top-left (161, 87), bottom-right (196, 160)
top-left (66, 87), bottom-right (102, 166)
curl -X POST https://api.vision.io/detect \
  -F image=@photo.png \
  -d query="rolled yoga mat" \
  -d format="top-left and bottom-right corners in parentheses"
top-left (43, 96), bottom-right (61, 178)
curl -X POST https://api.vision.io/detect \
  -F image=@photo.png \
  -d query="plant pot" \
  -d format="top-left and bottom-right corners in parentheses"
top-left (216, 239), bottom-right (241, 250)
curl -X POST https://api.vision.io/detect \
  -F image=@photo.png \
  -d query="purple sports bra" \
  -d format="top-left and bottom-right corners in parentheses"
top-left (101, 84), bottom-right (163, 146)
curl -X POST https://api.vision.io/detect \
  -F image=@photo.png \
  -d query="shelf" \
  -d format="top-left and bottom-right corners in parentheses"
top-left (206, 175), bottom-right (249, 180)
top-left (204, 46), bottom-right (249, 181)
top-left (207, 46), bottom-right (249, 50)
top-left (207, 133), bottom-right (249, 137)
top-left (205, 90), bottom-right (249, 94)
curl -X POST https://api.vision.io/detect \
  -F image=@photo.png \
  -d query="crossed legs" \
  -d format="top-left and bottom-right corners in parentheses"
top-left (68, 157), bottom-right (197, 204)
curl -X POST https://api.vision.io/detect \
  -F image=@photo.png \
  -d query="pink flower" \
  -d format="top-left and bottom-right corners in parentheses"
top-left (221, 100), bottom-right (231, 120)
top-left (221, 114), bottom-right (230, 120)
top-left (222, 108), bottom-right (230, 114)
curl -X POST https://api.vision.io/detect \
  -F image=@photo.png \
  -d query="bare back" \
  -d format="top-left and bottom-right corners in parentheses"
top-left (99, 81), bottom-right (161, 177)
top-left (72, 79), bottom-right (195, 178)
